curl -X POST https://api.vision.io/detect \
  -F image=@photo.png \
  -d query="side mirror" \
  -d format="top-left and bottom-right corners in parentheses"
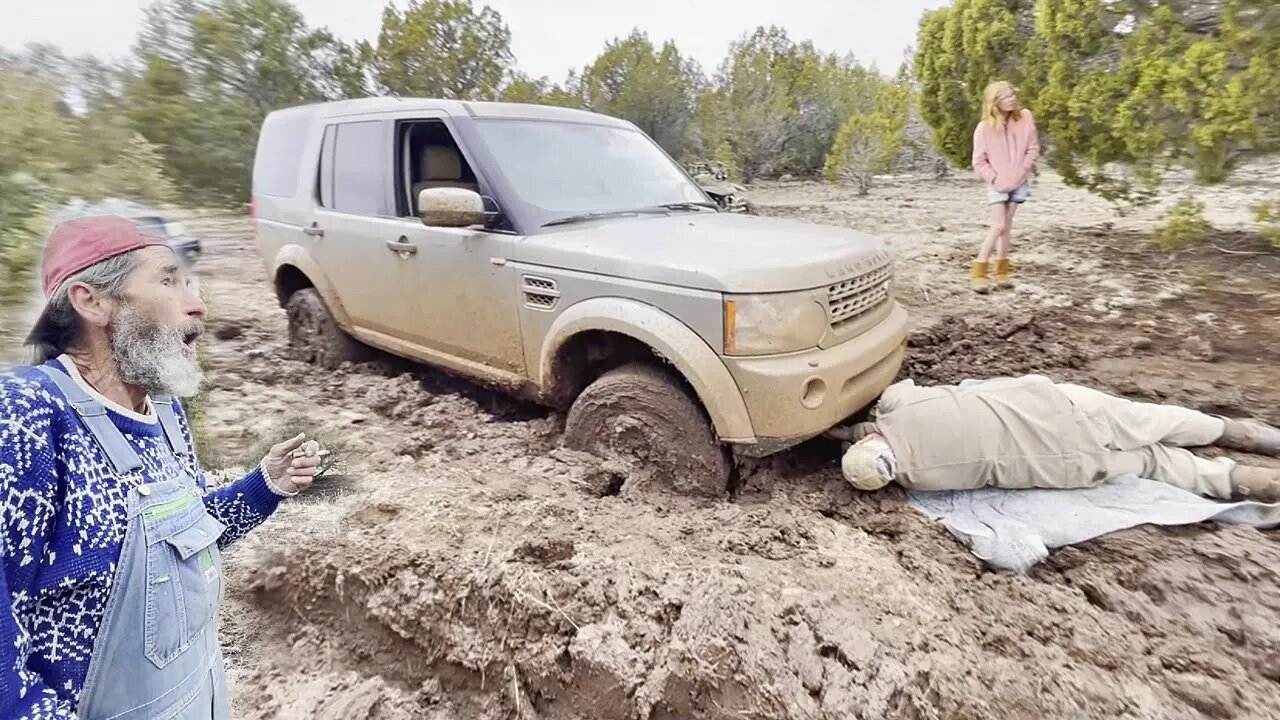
top-left (418, 187), bottom-right (486, 228)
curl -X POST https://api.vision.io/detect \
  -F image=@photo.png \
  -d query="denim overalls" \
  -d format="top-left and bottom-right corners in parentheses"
top-left (38, 366), bottom-right (231, 719)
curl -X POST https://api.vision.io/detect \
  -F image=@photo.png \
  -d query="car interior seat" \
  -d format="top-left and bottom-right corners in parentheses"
top-left (412, 145), bottom-right (480, 213)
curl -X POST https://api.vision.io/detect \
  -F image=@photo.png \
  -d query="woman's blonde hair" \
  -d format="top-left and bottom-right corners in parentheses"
top-left (982, 80), bottom-right (1023, 127)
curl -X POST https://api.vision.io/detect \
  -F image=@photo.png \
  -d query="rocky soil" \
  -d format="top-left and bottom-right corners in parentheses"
top-left (178, 168), bottom-right (1280, 719)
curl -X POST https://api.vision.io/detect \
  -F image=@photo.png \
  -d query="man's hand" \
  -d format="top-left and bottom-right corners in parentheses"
top-left (262, 433), bottom-right (323, 496)
top-left (825, 421), bottom-right (878, 443)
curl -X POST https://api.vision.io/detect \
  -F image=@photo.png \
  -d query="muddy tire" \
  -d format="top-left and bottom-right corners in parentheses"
top-left (285, 288), bottom-right (367, 369)
top-left (564, 362), bottom-right (731, 497)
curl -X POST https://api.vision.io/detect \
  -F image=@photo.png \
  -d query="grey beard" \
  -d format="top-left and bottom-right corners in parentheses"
top-left (110, 304), bottom-right (204, 398)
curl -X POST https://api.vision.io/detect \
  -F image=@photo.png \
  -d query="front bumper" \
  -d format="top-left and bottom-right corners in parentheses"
top-left (722, 300), bottom-right (908, 456)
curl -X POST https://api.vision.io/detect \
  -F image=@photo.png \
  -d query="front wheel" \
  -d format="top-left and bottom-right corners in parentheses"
top-left (563, 363), bottom-right (731, 497)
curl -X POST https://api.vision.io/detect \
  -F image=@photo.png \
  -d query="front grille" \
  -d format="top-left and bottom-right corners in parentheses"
top-left (828, 264), bottom-right (891, 327)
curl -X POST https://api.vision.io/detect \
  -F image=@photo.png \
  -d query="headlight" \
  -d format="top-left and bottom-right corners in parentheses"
top-left (164, 221), bottom-right (186, 236)
top-left (723, 290), bottom-right (827, 356)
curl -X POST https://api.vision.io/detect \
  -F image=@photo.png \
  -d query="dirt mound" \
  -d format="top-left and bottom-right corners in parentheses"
top-left (234, 427), bottom-right (1280, 720)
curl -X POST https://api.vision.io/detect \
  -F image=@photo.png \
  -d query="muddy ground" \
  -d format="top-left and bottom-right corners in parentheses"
top-left (183, 169), bottom-right (1280, 719)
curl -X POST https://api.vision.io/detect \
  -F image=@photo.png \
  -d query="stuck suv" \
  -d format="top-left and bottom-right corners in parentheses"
top-left (251, 98), bottom-right (908, 494)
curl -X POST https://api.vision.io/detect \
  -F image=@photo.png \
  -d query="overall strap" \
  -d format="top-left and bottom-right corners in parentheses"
top-left (152, 397), bottom-right (191, 457)
top-left (36, 365), bottom-right (143, 475)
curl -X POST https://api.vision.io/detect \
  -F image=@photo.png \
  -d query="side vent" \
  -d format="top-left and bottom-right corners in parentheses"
top-left (522, 275), bottom-right (560, 311)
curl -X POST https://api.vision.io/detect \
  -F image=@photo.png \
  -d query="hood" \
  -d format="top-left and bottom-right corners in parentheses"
top-left (516, 212), bottom-right (892, 293)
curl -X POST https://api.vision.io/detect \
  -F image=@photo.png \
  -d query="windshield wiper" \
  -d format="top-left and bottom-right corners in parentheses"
top-left (541, 209), bottom-right (645, 227)
top-left (541, 202), bottom-right (718, 228)
top-left (656, 201), bottom-right (719, 212)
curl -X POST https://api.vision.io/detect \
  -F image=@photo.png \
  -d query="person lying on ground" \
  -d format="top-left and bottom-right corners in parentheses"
top-left (0, 216), bottom-right (322, 719)
top-left (830, 374), bottom-right (1280, 501)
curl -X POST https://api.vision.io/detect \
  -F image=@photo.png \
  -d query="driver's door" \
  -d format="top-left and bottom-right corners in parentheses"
top-left (387, 117), bottom-right (525, 377)
top-left (389, 220), bottom-right (523, 375)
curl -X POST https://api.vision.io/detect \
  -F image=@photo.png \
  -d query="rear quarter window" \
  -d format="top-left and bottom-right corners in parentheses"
top-left (253, 112), bottom-right (312, 198)
top-left (330, 120), bottom-right (386, 216)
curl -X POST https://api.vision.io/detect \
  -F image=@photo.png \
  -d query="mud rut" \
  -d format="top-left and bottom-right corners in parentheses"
top-left (186, 177), bottom-right (1280, 720)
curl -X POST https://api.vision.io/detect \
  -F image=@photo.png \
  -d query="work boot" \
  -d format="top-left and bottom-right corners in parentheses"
top-left (1218, 419), bottom-right (1280, 456)
top-left (970, 261), bottom-right (991, 294)
top-left (1229, 464), bottom-right (1280, 503)
top-left (994, 258), bottom-right (1013, 288)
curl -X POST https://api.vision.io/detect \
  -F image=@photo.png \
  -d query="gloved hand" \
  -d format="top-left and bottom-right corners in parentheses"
top-left (262, 433), bottom-right (323, 497)
top-left (824, 421), bottom-right (878, 443)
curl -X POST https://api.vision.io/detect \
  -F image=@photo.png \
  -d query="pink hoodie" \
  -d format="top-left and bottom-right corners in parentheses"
top-left (972, 110), bottom-right (1040, 193)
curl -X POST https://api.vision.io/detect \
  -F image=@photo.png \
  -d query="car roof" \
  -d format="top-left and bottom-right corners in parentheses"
top-left (267, 97), bottom-right (633, 129)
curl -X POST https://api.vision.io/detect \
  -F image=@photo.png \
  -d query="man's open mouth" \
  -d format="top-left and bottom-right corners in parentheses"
top-left (183, 330), bottom-right (202, 348)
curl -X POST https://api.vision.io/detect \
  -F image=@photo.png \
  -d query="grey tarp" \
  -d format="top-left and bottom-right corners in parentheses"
top-left (906, 474), bottom-right (1280, 573)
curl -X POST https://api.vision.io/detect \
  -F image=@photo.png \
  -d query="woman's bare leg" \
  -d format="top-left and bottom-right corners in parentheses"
top-left (972, 201), bottom-right (1009, 293)
top-left (995, 203), bottom-right (1018, 259)
top-left (977, 203), bottom-right (1007, 262)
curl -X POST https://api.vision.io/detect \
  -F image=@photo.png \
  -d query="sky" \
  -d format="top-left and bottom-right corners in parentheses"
top-left (1, 0), bottom-right (952, 81)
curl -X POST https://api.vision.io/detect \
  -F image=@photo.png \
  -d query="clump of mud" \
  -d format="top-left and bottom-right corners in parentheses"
top-left (900, 311), bottom-right (1096, 386)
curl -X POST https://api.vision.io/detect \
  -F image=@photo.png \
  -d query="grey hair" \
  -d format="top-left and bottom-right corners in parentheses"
top-left (27, 251), bottom-right (141, 365)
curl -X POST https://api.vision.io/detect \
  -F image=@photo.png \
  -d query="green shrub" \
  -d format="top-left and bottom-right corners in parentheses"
top-left (1154, 197), bottom-right (1213, 251)
top-left (1252, 201), bottom-right (1280, 248)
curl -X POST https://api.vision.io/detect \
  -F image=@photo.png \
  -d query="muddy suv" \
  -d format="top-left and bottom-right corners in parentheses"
top-left (251, 98), bottom-right (908, 494)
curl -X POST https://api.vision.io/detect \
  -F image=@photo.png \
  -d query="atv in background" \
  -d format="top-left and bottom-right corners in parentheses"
top-left (50, 198), bottom-right (202, 268)
top-left (686, 161), bottom-right (753, 214)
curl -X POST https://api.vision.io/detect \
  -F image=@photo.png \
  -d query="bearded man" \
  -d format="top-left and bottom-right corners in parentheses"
top-left (0, 216), bottom-right (320, 719)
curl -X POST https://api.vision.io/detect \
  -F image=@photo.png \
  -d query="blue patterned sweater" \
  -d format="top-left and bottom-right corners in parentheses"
top-left (0, 357), bottom-right (283, 718)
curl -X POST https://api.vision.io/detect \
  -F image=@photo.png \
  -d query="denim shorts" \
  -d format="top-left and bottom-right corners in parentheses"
top-left (987, 181), bottom-right (1030, 205)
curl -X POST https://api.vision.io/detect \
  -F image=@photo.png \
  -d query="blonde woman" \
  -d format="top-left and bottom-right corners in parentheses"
top-left (970, 81), bottom-right (1039, 293)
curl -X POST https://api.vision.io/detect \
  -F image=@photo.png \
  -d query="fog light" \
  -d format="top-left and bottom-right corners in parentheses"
top-left (800, 377), bottom-right (827, 409)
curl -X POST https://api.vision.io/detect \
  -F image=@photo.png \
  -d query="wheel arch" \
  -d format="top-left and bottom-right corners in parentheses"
top-left (538, 297), bottom-right (755, 443)
top-left (270, 245), bottom-right (353, 328)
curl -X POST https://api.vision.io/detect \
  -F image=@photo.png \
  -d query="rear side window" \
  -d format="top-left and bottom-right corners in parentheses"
top-left (330, 120), bottom-right (385, 216)
top-left (253, 113), bottom-right (311, 197)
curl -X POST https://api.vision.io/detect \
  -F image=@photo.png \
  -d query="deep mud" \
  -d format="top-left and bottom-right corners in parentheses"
top-left (176, 168), bottom-right (1280, 719)
top-left (898, 310), bottom-right (1096, 386)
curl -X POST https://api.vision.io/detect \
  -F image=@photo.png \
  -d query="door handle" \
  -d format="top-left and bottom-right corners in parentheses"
top-left (385, 238), bottom-right (417, 255)
top-left (304, 225), bottom-right (324, 237)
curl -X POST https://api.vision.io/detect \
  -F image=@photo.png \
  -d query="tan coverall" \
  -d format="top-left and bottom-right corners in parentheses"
top-left (873, 374), bottom-right (1231, 497)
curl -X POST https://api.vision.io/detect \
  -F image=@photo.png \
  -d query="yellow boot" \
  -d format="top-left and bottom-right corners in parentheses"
top-left (969, 260), bottom-right (991, 294)
top-left (995, 258), bottom-right (1012, 288)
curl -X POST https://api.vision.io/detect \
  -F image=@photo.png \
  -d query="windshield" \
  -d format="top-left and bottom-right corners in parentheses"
top-left (472, 118), bottom-right (711, 227)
